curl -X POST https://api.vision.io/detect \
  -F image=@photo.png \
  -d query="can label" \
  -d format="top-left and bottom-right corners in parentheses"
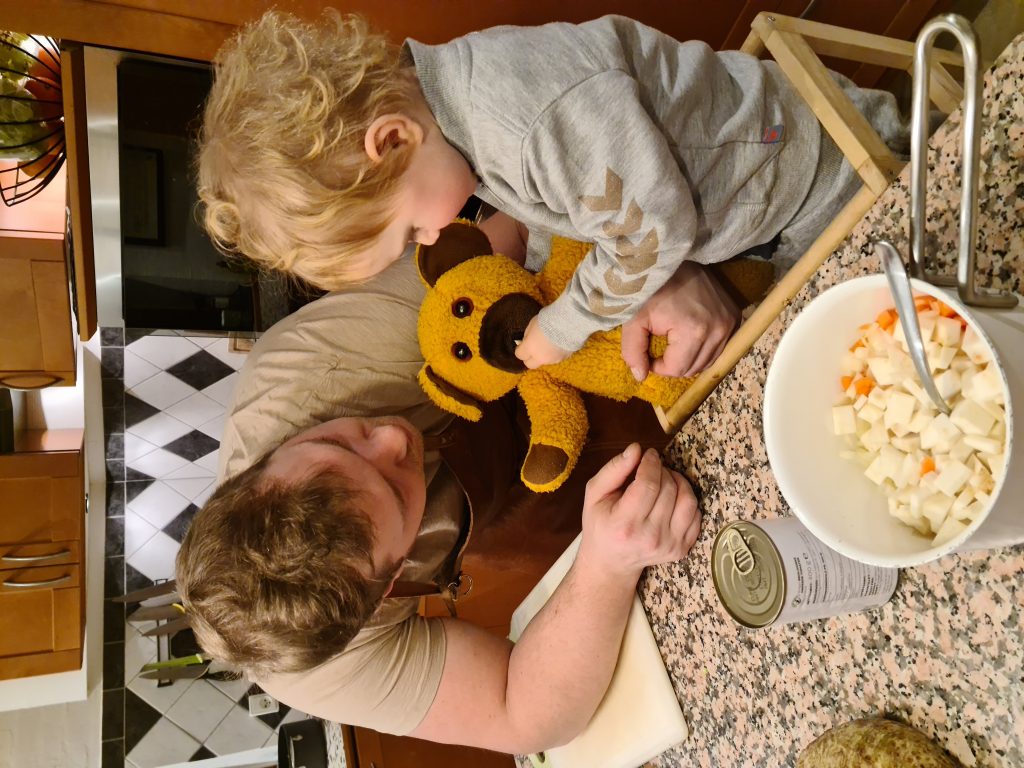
top-left (712, 518), bottom-right (898, 628)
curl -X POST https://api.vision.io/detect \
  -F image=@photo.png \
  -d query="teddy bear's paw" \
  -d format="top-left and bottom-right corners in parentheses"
top-left (522, 444), bottom-right (573, 493)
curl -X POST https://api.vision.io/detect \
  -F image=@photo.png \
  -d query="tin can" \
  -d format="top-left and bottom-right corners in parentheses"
top-left (711, 517), bottom-right (898, 628)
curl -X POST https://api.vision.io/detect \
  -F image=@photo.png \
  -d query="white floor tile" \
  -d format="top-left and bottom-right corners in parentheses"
top-left (128, 412), bottom-right (193, 447)
top-left (195, 450), bottom-right (221, 475)
top-left (279, 708), bottom-right (309, 726)
top-left (127, 666), bottom-right (190, 713)
top-left (204, 337), bottom-right (249, 370)
top-left (164, 477), bottom-right (214, 503)
top-left (124, 433), bottom-right (160, 464)
top-left (126, 531), bottom-right (181, 582)
top-left (165, 679), bottom-right (235, 743)
top-left (164, 461), bottom-right (215, 481)
top-left (124, 351), bottom-right (160, 390)
top-left (124, 626), bottom-right (157, 683)
top-left (124, 510), bottom-right (159, 558)
top-left (127, 482), bottom-right (191, 529)
top-left (191, 479), bottom-right (218, 507)
top-left (197, 413), bottom-right (226, 442)
top-left (166, 392), bottom-right (224, 430)
top-left (202, 372), bottom-right (239, 406)
top-left (128, 371), bottom-right (197, 411)
top-left (204, 706), bottom-right (274, 757)
top-left (127, 717), bottom-right (200, 768)
top-left (127, 335), bottom-right (203, 370)
top-left (128, 448), bottom-right (190, 480)
top-left (206, 672), bottom-right (253, 704)
top-left (181, 335), bottom-right (219, 349)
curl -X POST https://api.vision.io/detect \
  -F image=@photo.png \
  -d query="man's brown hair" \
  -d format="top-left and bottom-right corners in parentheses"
top-left (176, 454), bottom-right (399, 677)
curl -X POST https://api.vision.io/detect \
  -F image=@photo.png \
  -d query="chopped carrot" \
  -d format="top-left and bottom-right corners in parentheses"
top-left (840, 375), bottom-right (853, 390)
top-left (859, 323), bottom-right (872, 332)
top-left (854, 377), bottom-right (875, 396)
top-left (920, 457), bottom-right (936, 476)
top-left (936, 301), bottom-right (959, 319)
top-left (849, 338), bottom-right (865, 352)
top-left (914, 296), bottom-right (932, 311)
top-left (876, 309), bottom-right (897, 331)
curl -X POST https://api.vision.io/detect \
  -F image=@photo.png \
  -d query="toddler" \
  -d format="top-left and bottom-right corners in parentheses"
top-left (198, 11), bottom-right (907, 370)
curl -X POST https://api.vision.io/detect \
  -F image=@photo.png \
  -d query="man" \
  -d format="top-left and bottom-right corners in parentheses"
top-left (177, 243), bottom-right (719, 752)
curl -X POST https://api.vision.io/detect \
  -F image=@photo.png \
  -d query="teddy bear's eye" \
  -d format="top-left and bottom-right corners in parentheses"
top-left (451, 298), bottom-right (474, 318)
top-left (452, 342), bottom-right (472, 361)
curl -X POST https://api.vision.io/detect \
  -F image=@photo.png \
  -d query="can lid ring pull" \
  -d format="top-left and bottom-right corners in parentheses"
top-left (722, 529), bottom-right (755, 575)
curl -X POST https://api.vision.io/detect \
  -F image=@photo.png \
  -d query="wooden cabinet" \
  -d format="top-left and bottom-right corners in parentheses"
top-left (0, 235), bottom-right (76, 389)
top-left (0, 429), bottom-right (86, 680)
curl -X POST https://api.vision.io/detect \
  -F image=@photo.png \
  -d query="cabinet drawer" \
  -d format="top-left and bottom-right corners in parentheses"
top-left (0, 541), bottom-right (80, 570)
top-left (0, 563), bottom-right (81, 593)
top-left (0, 474), bottom-right (84, 543)
top-left (0, 585), bottom-right (82, 680)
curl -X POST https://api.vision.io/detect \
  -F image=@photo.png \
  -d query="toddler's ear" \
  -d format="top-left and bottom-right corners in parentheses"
top-left (364, 114), bottom-right (422, 163)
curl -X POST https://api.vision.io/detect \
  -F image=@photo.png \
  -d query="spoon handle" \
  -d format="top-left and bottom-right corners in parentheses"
top-left (876, 239), bottom-right (952, 416)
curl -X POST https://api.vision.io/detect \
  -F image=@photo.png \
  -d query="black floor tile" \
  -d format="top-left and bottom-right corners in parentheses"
top-left (106, 516), bottom-right (125, 559)
top-left (106, 460), bottom-right (125, 483)
top-left (104, 642), bottom-right (125, 690)
top-left (163, 431), bottom-right (219, 463)
top-left (102, 688), bottom-right (125, 741)
top-left (124, 689), bottom-right (162, 755)
top-left (102, 378), bottom-right (124, 409)
top-left (106, 482), bottom-right (126, 517)
top-left (106, 432), bottom-right (124, 460)
top-left (191, 745), bottom-right (216, 761)
top-left (102, 738), bottom-right (124, 768)
top-left (167, 349), bottom-right (235, 391)
top-left (125, 327), bottom-right (156, 344)
top-left (162, 504), bottom-right (198, 544)
top-left (101, 327), bottom-right (125, 347)
top-left (104, 601), bottom-right (126, 644)
top-left (124, 393), bottom-right (159, 429)
top-left (104, 556), bottom-right (125, 599)
top-left (125, 479), bottom-right (155, 504)
top-left (125, 467), bottom-right (155, 484)
top-left (104, 406), bottom-right (125, 436)
top-left (101, 347), bottom-right (125, 379)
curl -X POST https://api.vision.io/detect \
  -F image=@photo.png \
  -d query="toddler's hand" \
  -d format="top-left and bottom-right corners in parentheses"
top-left (515, 317), bottom-right (570, 369)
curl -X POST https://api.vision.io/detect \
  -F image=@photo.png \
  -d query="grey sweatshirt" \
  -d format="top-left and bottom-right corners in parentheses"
top-left (405, 15), bottom-right (824, 353)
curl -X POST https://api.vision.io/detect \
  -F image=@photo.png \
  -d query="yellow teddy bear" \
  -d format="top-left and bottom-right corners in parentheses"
top-left (416, 220), bottom-right (774, 493)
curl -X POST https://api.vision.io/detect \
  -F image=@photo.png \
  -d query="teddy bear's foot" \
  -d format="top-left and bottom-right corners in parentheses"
top-left (522, 444), bottom-right (573, 493)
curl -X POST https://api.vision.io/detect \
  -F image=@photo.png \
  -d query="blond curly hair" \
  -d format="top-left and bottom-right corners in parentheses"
top-left (196, 11), bottom-right (416, 289)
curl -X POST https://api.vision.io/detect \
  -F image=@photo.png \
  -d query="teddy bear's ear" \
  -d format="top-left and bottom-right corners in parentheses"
top-left (415, 219), bottom-right (494, 288)
top-left (418, 365), bottom-right (484, 422)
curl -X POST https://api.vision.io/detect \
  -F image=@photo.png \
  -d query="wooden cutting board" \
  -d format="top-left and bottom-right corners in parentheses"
top-left (508, 535), bottom-right (688, 768)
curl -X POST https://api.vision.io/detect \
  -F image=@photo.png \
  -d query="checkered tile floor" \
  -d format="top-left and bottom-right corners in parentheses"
top-left (100, 329), bottom-right (328, 767)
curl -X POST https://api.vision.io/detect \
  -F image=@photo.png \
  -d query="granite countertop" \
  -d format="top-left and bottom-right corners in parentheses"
top-left (637, 33), bottom-right (1024, 768)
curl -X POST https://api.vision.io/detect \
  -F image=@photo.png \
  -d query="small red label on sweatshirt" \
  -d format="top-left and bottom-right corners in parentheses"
top-left (762, 124), bottom-right (785, 144)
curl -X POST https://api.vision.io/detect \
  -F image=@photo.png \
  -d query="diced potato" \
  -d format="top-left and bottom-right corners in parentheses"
top-left (934, 316), bottom-right (963, 347)
top-left (834, 298), bottom-right (1006, 543)
top-left (832, 405), bottom-right (858, 435)
top-left (949, 399), bottom-right (997, 436)
top-left (933, 516), bottom-right (969, 548)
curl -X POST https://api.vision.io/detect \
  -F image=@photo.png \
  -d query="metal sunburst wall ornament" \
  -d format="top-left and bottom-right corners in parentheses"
top-left (0, 32), bottom-right (64, 206)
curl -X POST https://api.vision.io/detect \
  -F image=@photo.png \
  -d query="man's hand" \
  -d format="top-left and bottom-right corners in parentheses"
top-left (578, 443), bottom-right (701, 579)
top-left (515, 316), bottom-right (571, 369)
top-left (621, 261), bottom-right (740, 380)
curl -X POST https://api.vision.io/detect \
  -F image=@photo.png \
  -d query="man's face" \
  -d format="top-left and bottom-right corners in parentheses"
top-left (262, 416), bottom-right (427, 575)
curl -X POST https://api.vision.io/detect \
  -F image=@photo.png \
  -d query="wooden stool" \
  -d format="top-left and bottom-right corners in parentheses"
top-left (658, 13), bottom-right (964, 432)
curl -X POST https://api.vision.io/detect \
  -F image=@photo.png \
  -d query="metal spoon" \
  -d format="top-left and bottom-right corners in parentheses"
top-left (876, 239), bottom-right (951, 415)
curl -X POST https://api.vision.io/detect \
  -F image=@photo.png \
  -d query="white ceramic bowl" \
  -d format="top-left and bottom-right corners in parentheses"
top-left (763, 275), bottom-right (1022, 568)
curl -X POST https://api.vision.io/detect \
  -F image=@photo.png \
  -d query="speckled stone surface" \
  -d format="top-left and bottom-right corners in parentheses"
top-left (638, 34), bottom-right (1024, 768)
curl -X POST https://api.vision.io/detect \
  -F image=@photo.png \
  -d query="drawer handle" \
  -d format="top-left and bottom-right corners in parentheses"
top-left (2, 549), bottom-right (72, 563)
top-left (0, 373), bottom-right (63, 390)
top-left (4, 574), bottom-right (71, 588)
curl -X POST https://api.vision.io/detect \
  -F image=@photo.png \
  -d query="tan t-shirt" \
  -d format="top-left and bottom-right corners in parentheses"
top-left (217, 256), bottom-right (466, 734)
